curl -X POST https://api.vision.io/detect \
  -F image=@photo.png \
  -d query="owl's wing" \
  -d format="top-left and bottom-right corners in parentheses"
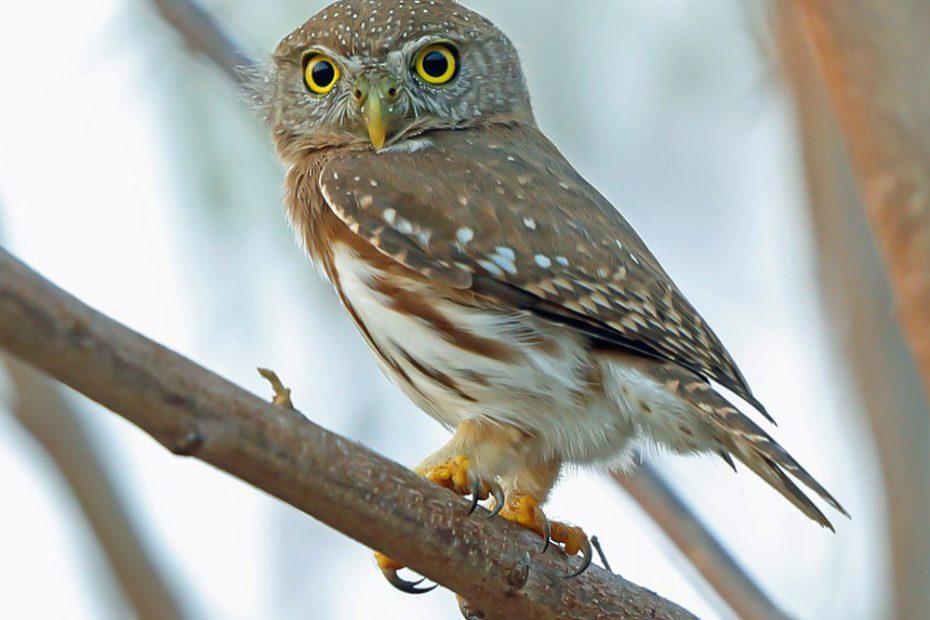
top-left (320, 125), bottom-right (771, 422)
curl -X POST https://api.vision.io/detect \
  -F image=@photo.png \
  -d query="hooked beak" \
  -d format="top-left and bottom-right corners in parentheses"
top-left (357, 78), bottom-right (402, 151)
top-left (364, 93), bottom-right (388, 151)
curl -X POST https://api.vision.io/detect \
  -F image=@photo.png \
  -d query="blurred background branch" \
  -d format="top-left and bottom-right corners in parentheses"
top-left (791, 0), bottom-right (930, 405)
top-left (1, 354), bottom-right (188, 620)
top-left (779, 4), bottom-right (930, 619)
top-left (0, 246), bottom-right (698, 620)
top-left (613, 466), bottom-right (789, 620)
top-left (148, 0), bottom-right (255, 81)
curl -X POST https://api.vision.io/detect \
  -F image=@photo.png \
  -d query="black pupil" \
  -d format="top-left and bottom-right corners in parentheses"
top-left (312, 60), bottom-right (335, 87)
top-left (422, 50), bottom-right (449, 78)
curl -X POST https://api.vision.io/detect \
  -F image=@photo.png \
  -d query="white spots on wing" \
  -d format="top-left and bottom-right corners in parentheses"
top-left (491, 257), bottom-right (518, 275)
top-left (478, 259), bottom-right (505, 277)
top-left (359, 195), bottom-right (374, 209)
top-left (333, 172), bottom-right (340, 180)
top-left (534, 254), bottom-right (552, 269)
top-left (369, 179), bottom-right (379, 187)
top-left (523, 217), bottom-right (537, 230)
top-left (555, 256), bottom-right (570, 267)
top-left (518, 174), bottom-right (532, 186)
top-left (559, 182), bottom-right (571, 191)
top-left (615, 239), bottom-right (641, 265)
top-left (495, 246), bottom-right (516, 261)
top-left (383, 208), bottom-right (397, 225)
top-left (458, 196), bottom-right (469, 207)
top-left (456, 227), bottom-right (474, 246)
top-left (489, 247), bottom-right (517, 275)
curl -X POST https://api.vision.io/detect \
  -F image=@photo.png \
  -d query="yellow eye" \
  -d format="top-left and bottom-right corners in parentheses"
top-left (414, 43), bottom-right (458, 85)
top-left (303, 54), bottom-right (341, 95)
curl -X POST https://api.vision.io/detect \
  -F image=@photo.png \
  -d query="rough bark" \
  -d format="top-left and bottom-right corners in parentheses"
top-left (0, 246), bottom-right (696, 620)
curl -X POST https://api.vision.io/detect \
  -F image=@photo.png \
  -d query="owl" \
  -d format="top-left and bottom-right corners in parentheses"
top-left (265, 0), bottom-right (847, 593)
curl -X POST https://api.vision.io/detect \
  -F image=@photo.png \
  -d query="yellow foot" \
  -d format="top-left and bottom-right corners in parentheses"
top-left (417, 455), bottom-right (505, 515)
top-left (374, 455), bottom-right (503, 594)
top-left (499, 494), bottom-right (593, 578)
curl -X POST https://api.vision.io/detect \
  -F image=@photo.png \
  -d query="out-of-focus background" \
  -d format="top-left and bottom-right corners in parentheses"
top-left (0, 1), bottom-right (927, 619)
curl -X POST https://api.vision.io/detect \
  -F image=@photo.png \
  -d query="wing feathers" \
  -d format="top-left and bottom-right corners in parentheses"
top-left (320, 124), bottom-right (769, 421)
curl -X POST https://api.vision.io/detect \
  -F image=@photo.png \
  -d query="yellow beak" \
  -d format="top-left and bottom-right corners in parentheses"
top-left (364, 92), bottom-right (388, 151)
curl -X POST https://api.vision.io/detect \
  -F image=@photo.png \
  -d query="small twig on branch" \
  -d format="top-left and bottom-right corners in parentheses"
top-left (1, 355), bottom-right (187, 620)
top-left (613, 466), bottom-right (790, 620)
top-left (0, 247), bottom-right (697, 619)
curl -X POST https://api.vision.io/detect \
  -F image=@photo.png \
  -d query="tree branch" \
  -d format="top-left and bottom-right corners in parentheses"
top-left (0, 247), bottom-right (696, 619)
top-left (792, 0), bottom-right (930, 404)
top-left (2, 355), bottom-right (188, 620)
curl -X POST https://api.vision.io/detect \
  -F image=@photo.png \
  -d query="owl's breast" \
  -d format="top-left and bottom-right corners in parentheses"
top-left (327, 240), bottom-right (598, 432)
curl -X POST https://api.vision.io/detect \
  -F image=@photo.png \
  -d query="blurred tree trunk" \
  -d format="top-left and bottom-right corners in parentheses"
top-left (791, 0), bottom-right (930, 405)
top-left (779, 5), bottom-right (930, 618)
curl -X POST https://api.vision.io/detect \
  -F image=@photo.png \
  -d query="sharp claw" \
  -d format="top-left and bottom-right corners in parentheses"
top-left (564, 536), bottom-right (593, 579)
top-left (591, 535), bottom-right (613, 573)
top-left (380, 567), bottom-right (438, 595)
top-left (541, 514), bottom-right (551, 554)
top-left (467, 477), bottom-right (481, 516)
top-left (487, 483), bottom-right (505, 519)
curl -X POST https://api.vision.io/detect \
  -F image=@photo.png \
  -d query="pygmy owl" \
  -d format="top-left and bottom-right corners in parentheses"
top-left (265, 0), bottom-right (847, 593)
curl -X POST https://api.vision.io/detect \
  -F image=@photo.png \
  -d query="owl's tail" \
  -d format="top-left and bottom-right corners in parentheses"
top-left (716, 409), bottom-right (849, 531)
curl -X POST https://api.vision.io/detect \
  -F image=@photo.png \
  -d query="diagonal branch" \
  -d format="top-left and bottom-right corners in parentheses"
top-left (0, 247), bottom-right (696, 619)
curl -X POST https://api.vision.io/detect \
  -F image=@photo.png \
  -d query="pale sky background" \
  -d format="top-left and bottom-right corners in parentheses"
top-left (0, 1), bottom-right (887, 618)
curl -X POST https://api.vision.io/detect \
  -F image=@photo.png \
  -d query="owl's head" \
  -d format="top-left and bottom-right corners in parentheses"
top-left (267, 0), bottom-right (533, 160)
